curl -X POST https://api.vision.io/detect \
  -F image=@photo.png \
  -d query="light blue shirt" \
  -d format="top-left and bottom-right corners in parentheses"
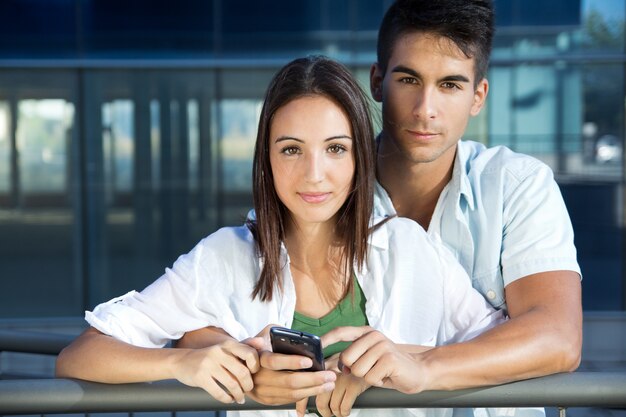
top-left (374, 140), bottom-right (581, 312)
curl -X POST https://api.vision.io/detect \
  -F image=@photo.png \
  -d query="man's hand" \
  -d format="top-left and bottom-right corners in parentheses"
top-left (322, 326), bottom-right (428, 394)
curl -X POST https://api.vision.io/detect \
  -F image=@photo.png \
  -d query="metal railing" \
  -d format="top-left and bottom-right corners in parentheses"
top-left (1, 329), bottom-right (626, 415)
top-left (0, 373), bottom-right (625, 415)
top-left (0, 329), bottom-right (75, 355)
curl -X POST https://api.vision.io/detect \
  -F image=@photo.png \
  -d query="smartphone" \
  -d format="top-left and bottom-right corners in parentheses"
top-left (269, 326), bottom-right (325, 371)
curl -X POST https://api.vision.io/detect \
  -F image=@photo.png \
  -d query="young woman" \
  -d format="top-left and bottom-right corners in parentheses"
top-left (56, 56), bottom-right (505, 417)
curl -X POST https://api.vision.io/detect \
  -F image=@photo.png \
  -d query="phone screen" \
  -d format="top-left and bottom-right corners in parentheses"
top-left (269, 326), bottom-right (325, 371)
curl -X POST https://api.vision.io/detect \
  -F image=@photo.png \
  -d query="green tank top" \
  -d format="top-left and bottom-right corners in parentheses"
top-left (291, 277), bottom-right (368, 358)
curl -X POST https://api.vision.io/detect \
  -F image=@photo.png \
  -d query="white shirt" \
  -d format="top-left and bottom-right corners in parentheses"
top-left (87, 216), bottom-right (506, 417)
top-left (374, 140), bottom-right (581, 312)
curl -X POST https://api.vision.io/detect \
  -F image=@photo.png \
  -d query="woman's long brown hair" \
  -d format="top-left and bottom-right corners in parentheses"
top-left (248, 56), bottom-right (376, 302)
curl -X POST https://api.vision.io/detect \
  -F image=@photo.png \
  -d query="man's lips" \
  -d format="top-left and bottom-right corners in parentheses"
top-left (298, 192), bottom-right (331, 203)
top-left (407, 130), bottom-right (440, 140)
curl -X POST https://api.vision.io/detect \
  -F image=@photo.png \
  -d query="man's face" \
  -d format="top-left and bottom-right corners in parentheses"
top-left (371, 32), bottom-right (488, 166)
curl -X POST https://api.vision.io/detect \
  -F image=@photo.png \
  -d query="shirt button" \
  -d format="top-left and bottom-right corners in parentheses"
top-left (486, 290), bottom-right (496, 300)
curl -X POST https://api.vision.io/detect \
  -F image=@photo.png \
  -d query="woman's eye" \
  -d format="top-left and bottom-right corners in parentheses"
top-left (281, 146), bottom-right (300, 155)
top-left (328, 144), bottom-right (347, 154)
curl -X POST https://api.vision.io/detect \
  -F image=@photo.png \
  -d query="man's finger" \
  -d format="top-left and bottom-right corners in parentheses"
top-left (320, 326), bottom-right (373, 348)
top-left (339, 331), bottom-right (386, 369)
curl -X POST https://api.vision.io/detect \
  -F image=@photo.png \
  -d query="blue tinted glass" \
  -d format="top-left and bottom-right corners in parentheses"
top-left (221, 0), bottom-right (323, 53)
top-left (495, 0), bottom-right (581, 26)
top-left (82, 0), bottom-right (214, 55)
top-left (0, 0), bottom-right (76, 57)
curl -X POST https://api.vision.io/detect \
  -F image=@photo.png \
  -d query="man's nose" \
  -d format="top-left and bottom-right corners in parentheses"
top-left (413, 87), bottom-right (438, 119)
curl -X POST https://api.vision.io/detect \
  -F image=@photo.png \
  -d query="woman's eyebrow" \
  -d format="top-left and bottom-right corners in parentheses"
top-left (274, 135), bottom-right (352, 143)
top-left (274, 136), bottom-right (303, 143)
top-left (325, 135), bottom-right (353, 141)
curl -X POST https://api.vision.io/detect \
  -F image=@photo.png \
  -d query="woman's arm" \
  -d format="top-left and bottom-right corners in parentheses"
top-left (56, 326), bottom-right (259, 404)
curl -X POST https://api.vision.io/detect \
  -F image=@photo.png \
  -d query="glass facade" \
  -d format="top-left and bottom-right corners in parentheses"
top-left (0, 0), bottom-right (624, 317)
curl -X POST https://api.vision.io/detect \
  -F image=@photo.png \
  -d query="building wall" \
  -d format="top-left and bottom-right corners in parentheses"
top-left (0, 0), bottom-right (624, 319)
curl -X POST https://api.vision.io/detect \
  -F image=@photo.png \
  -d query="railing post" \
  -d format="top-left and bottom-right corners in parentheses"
top-left (559, 406), bottom-right (567, 417)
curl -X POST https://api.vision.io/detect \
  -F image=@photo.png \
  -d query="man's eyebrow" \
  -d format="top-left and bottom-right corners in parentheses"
top-left (391, 65), bottom-right (471, 84)
top-left (440, 74), bottom-right (471, 83)
top-left (391, 65), bottom-right (420, 77)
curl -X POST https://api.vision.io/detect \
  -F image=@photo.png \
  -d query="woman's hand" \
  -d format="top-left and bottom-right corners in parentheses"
top-left (245, 349), bottom-right (337, 406)
top-left (315, 372), bottom-right (371, 417)
top-left (171, 339), bottom-right (260, 404)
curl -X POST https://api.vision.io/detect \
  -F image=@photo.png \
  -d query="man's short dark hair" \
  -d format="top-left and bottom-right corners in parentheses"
top-left (377, 0), bottom-right (494, 84)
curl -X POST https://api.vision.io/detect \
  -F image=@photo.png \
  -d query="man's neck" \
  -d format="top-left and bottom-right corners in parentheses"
top-left (377, 139), bottom-right (456, 230)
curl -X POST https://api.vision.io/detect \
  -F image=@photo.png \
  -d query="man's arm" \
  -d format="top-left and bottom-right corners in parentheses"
top-left (414, 270), bottom-right (581, 390)
top-left (324, 271), bottom-right (581, 393)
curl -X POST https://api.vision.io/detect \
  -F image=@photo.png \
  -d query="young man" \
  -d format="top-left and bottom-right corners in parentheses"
top-left (325, 0), bottom-right (582, 394)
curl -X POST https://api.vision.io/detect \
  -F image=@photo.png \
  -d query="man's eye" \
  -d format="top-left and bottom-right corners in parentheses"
top-left (399, 77), bottom-right (417, 84)
top-left (442, 82), bottom-right (460, 90)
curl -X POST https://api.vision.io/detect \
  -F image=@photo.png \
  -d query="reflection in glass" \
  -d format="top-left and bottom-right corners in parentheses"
top-left (220, 99), bottom-right (262, 192)
top-left (188, 100), bottom-right (200, 192)
top-left (0, 97), bottom-right (78, 318)
top-left (17, 99), bottom-right (74, 195)
top-left (102, 100), bottom-right (134, 200)
top-left (581, 0), bottom-right (625, 51)
top-left (0, 102), bottom-right (9, 194)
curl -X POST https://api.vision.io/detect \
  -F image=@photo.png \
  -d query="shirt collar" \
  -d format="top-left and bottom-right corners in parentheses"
top-left (368, 215), bottom-right (390, 250)
top-left (451, 141), bottom-right (476, 211)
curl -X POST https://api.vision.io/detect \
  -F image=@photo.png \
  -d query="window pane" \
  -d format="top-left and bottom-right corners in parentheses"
top-left (220, 99), bottom-right (260, 193)
top-left (0, 102), bottom-right (9, 194)
top-left (17, 99), bottom-right (74, 194)
top-left (0, 90), bottom-right (79, 318)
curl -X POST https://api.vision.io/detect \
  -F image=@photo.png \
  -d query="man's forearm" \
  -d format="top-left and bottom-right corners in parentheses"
top-left (416, 271), bottom-right (582, 390)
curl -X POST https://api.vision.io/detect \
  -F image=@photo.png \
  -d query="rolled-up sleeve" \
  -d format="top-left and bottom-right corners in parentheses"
top-left (501, 163), bottom-right (581, 286)
top-left (85, 229), bottom-right (250, 347)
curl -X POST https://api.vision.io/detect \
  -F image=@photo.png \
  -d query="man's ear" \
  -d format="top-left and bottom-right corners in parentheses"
top-left (370, 63), bottom-right (384, 102)
top-left (470, 78), bottom-right (489, 116)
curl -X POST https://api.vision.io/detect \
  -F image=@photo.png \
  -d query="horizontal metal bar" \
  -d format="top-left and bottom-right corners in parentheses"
top-left (0, 329), bottom-right (75, 355)
top-left (0, 372), bottom-right (625, 415)
top-left (1, 53), bottom-right (626, 69)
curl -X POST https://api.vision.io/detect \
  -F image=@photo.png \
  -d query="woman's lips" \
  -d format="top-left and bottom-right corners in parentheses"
top-left (298, 192), bottom-right (331, 203)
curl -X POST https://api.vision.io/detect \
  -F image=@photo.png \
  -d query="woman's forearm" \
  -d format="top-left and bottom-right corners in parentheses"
top-left (55, 327), bottom-right (187, 383)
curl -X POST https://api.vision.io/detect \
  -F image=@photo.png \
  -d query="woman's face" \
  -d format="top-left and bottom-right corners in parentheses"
top-left (269, 95), bottom-right (355, 230)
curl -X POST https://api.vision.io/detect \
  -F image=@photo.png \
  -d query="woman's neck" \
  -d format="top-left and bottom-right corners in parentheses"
top-left (284, 219), bottom-right (348, 318)
top-left (283, 217), bottom-right (337, 266)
